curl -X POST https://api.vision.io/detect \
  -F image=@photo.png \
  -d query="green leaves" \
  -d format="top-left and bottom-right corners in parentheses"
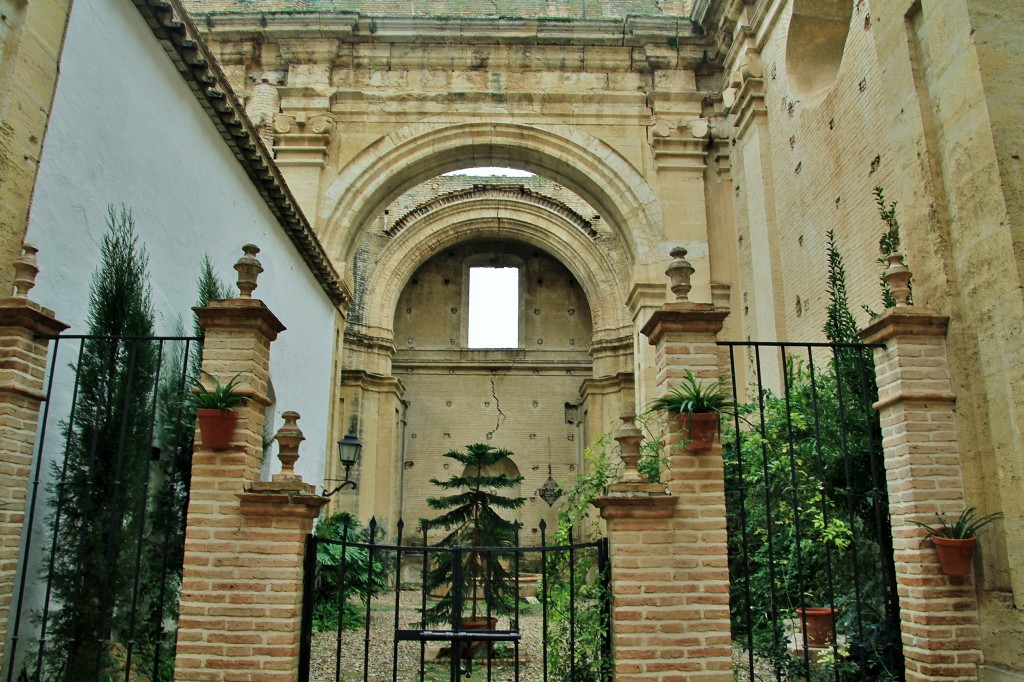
top-left (912, 506), bottom-right (1003, 539)
top-left (189, 372), bottom-right (247, 411)
top-left (644, 369), bottom-right (737, 416)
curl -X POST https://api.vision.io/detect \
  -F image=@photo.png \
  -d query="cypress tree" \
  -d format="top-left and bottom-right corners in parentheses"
top-left (45, 206), bottom-right (158, 678)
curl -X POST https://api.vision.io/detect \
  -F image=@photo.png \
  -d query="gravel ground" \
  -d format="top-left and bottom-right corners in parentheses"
top-left (309, 592), bottom-right (545, 681)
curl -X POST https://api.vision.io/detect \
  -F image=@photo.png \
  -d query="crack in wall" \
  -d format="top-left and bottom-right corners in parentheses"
top-left (485, 376), bottom-right (506, 439)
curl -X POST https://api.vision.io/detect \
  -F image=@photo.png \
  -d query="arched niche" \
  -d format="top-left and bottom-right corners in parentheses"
top-left (353, 195), bottom-right (630, 341)
top-left (785, 0), bottom-right (854, 104)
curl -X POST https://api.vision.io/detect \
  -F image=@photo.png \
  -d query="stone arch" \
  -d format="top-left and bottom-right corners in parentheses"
top-left (785, 0), bottom-right (854, 103)
top-left (359, 197), bottom-right (630, 341)
top-left (319, 118), bottom-right (662, 279)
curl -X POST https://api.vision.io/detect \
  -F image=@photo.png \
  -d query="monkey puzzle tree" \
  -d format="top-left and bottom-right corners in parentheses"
top-left (420, 443), bottom-right (525, 627)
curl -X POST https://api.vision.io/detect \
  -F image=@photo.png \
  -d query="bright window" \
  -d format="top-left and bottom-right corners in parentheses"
top-left (468, 267), bottom-right (518, 348)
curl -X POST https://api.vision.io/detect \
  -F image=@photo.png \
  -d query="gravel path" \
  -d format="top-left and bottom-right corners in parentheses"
top-left (309, 592), bottom-right (545, 681)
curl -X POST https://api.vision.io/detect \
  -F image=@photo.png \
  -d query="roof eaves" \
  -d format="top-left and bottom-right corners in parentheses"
top-left (130, 0), bottom-right (352, 311)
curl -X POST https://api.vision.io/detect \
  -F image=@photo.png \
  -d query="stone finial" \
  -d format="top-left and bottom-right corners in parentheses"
top-left (12, 244), bottom-right (39, 298)
top-left (234, 244), bottom-right (263, 298)
top-left (273, 411), bottom-right (305, 479)
top-left (884, 251), bottom-right (912, 307)
top-left (614, 412), bottom-right (645, 483)
top-left (666, 246), bottom-right (695, 302)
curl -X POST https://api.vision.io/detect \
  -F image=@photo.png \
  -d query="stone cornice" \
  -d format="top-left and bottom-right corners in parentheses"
top-left (130, 0), bottom-right (351, 310)
top-left (858, 307), bottom-right (950, 345)
top-left (193, 299), bottom-right (287, 340)
top-left (191, 12), bottom-right (708, 50)
top-left (640, 303), bottom-right (729, 343)
top-left (387, 185), bottom-right (596, 239)
top-left (0, 299), bottom-right (69, 337)
top-left (593, 493), bottom-right (677, 519)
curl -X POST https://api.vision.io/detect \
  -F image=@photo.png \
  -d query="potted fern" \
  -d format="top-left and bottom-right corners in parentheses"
top-left (645, 369), bottom-right (736, 451)
top-left (420, 443), bottom-right (525, 632)
top-left (190, 373), bottom-right (246, 449)
top-left (913, 507), bottom-right (1002, 576)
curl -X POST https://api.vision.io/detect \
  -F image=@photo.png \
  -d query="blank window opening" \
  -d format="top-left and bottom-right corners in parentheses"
top-left (468, 267), bottom-right (518, 348)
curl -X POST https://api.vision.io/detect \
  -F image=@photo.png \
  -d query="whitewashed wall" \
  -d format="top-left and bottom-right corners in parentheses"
top-left (24, 0), bottom-right (337, 486)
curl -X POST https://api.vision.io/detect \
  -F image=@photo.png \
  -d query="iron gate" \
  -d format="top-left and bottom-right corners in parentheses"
top-left (299, 517), bottom-right (611, 682)
top-left (719, 341), bottom-right (904, 681)
top-left (5, 334), bottom-right (199, 682)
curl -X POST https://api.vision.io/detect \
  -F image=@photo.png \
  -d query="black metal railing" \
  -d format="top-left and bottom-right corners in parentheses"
top-left (6, 334), bottom-right (199, 682)
top-left (719, 341), bottom-right (903, 681)
top-left (300, 517), bottom-right (611, 682)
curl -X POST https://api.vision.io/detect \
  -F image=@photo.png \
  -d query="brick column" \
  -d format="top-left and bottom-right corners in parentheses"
top-left (593, 249), bottom-right (733, 680)
top-left (0, 245), bottom-right (67, 655)
top-left (174, 245), bottom-right (328, 681)
top-left (861, 291), bottom-right (982, 681)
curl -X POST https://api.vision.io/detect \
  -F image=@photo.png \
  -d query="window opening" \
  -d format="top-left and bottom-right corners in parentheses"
top-left (468, 267), bottom-right (518, 348)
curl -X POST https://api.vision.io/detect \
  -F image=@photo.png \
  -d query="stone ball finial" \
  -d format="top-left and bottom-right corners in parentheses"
top-left (884, 251), bottom-right (912, 307)
top-left (614, 411), bottom-right (645, 484)
top-left (274, 411), bottom-right (305, 478)
top-left (234, 244), bottom-right (263, 298)
top-left (666, 246), bottom-right (695, 302)
top-left (13, 244), bottom-right (39, 299)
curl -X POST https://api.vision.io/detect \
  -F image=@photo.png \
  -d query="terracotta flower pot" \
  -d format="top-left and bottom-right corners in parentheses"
top-left (676, 412), bottom-right (720, 451)
top-left (932, 535), bottom-right (977, 576)
top-left (795, 607), bottom-right (838, 648)
top-left (196, 408), bottom-right (238, 449)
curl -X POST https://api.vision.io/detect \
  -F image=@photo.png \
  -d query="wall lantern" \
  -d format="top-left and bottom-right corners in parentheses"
top-left (324, 429), bottom-right (361, 495)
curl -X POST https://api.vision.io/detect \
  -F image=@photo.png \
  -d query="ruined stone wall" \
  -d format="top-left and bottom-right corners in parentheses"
top-left (393, 241), bottom-right (592, 535)
top-left (719, 0), bottom-right (1024, 676)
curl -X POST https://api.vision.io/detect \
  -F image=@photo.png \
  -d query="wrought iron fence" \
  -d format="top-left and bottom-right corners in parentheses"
top-left (719, 341), bottom-right (903, 681)
top-left (299, 517), bottom-right (611, 682)
top-left (5, 334), bottom-right (199, 682)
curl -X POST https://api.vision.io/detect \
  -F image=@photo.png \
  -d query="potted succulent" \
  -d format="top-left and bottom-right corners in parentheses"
top-left (190, 372), bottom-right (246, 449)
top-left (912, 507), bottom-right (1003, 576)
top-left (645, 369), bottom-right (736, 450)
top-left (420, 443), bottom-right (526, 635)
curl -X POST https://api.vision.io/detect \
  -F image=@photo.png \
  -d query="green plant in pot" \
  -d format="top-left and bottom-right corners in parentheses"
top-left (645, 369), bottom-right (736, 451)
top-left (912, 507), bottom-right (1002, 576)
top-left (420, 443), bottom-right (526, 634)
top-left (189, 372), bottom-right (246, 449)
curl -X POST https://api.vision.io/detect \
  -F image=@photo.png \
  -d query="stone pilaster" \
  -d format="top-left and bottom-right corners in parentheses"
top-left (0, 245), bottom-right (67, 655)
top-left (861, 306), bottom-right (982, 682)
top-left (175, 246), bottom-right (328, 681)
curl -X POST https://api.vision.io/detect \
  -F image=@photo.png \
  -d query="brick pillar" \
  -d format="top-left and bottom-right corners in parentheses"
top-left (174, 245), bottom-right (328, 681)
top-left (861, 302), bottom-right (982, 681)
top-left (594, 254), bottom-right (732, 680)
top-left (0, 245), bottom-right (68, 656)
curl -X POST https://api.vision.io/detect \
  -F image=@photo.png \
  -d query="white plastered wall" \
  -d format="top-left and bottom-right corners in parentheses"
top-left (24, 0), bottom-right (336, 485)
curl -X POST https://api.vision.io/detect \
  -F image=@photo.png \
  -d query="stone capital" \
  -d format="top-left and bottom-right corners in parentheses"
top-left (858, 307), bottom-right (949, 345)
top-left (592, 492), bottom-right (677, 519)
top-left (640, 304), bottom-right (729, 344)
top-left (238, 486), bottom-right (328, 519)
top-left (193, 299), bottom-right (286, 340)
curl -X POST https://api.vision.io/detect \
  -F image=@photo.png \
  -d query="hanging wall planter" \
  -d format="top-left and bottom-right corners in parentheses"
top-left (931, 536), bottom-right (977, 577)
top-left (677, 412), bottom-right (721, 451)
top-left (644, 370), bottom-right (735, 452)
top-left (196, 409), bottom-right (239, 450)
top-left (912, 507), bottom-right (1002, 577)
top-left (189, 373), bottom-right (247, 450)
